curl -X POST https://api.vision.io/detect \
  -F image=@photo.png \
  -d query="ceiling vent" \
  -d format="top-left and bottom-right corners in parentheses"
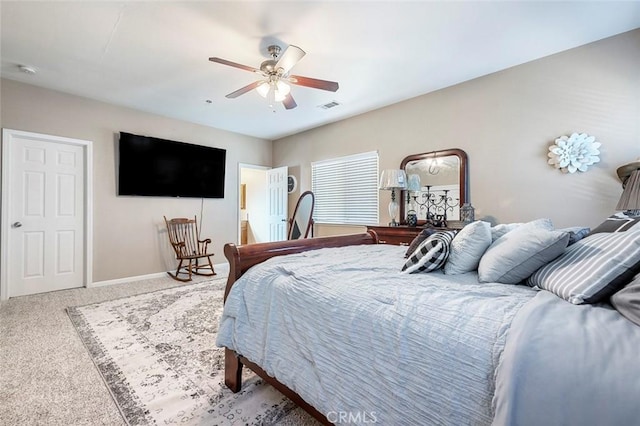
top-left (318, 101), bottom-right (340, 110)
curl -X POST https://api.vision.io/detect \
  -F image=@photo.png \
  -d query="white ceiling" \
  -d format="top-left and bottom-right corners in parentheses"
top-left (2, 1), bottom-right (639, 140)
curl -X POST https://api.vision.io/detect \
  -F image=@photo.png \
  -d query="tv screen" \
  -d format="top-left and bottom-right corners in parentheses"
top-left (118, 132), bottom-right (226, 198)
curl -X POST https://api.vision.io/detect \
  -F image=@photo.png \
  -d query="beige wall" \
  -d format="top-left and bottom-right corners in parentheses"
top-left (274, 29), bottom-right (640, 234)
top-left (0, 79), bottom-right (271, 282)
top-left (2, 29), bottom-right (638, 282)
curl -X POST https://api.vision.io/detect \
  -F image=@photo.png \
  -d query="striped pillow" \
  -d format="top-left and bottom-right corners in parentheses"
top-left (588, 212), bottom-right (640, 235)
top-left (402, 231), bottom-right (456, 274)
top-left (527, 230), bottom-right (640, 304)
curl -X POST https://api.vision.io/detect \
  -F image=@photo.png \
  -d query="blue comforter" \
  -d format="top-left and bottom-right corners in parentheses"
top-left (217, 244), bottom-right (640, 425)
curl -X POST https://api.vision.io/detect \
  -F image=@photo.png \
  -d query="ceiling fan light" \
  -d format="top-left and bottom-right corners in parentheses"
top-left (272, 81), bottom-right (290, 102)
top-left (276, 80), bottom-right (290, 96)
top-left (256, 82), bottom-right (270, 98)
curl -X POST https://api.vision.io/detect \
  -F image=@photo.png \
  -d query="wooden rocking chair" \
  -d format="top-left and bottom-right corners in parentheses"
top-left (164, 216), bottom-right (216, 282)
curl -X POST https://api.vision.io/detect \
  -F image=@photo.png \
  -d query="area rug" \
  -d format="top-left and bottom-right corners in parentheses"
top-left (67, 278), bottom-right (306, 425)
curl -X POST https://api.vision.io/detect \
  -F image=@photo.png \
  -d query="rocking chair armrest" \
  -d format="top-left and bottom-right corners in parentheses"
top-left (198, 239), bottom-right (212, 250)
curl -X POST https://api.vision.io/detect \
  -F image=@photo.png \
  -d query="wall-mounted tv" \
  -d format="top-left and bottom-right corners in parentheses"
top-left (118, 132), bottom-right (226, 198)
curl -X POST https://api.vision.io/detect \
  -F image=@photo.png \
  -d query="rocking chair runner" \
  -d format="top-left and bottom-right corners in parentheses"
top-left (164, 216), bottom-right (216, 282)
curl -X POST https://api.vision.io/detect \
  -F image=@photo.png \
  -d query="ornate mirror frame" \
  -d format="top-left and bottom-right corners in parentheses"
top-left (288, 190), bottom-right (315, 240)
top-left (399, 148), bottom-right (468, 225)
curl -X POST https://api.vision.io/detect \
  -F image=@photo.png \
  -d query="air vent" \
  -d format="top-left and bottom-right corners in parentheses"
top-left (318, 101), bottom-right (340, 110)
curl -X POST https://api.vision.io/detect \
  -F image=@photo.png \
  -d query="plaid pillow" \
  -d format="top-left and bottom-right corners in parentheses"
top-left (404, 228), bottom-right (438, 257)
top-left (402, 231), bottom-right (457, 274)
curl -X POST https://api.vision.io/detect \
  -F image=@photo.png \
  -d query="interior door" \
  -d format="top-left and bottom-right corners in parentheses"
top-left (4, 130), bottom-right (87, 297)
top-left (266, 166), bottom-right (288, 242)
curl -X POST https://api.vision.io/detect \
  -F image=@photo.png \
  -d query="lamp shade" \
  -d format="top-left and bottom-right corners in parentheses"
top-left (616, 169), bottom-right (640, 212)
top-left (379, 169), bottom-right (407, 190)
top-left (407, 173), bottom-right (421, 192)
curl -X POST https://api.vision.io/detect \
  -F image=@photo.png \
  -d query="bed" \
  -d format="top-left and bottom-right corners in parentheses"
top-left (216, 226), bottom-right (640, 425)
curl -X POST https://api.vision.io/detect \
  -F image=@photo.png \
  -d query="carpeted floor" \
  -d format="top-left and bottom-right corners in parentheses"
top-left (0, 269), bottom-right (318, 425)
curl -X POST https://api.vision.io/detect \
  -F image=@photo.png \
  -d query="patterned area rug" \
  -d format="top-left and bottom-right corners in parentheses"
top-left (67, 278), bottom-right (309, 425)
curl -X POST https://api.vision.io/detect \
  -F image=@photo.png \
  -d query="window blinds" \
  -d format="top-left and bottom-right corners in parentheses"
top-left (311, 151), bottom-right (379, 225)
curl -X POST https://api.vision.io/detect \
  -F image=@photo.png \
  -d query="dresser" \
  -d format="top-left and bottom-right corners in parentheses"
top-left (367, 225), bottom-right (423, 246)
top-left (368, 223), bottom-right (464, 246)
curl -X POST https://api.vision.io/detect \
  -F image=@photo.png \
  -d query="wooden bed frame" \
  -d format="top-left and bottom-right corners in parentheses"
top-left (222, 232), bottom-right (379, 425)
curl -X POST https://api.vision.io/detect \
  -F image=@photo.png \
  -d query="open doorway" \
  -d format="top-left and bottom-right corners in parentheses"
top-left (238, 164), bottom-right (288, 244)
top-left (239, 164), bottom-right (269, 244)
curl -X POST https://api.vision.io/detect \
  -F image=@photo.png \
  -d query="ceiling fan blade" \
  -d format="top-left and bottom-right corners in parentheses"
top-left (225, 81), bottom-right (263, 99)
top-left (282, 94), bottom-right (297, 110)
top-left (209, 57), bottom-right (260, 73)
top-left (275, 45), bottom-right (306, 74)
top-left (288, 75), bottom-right (339, 92)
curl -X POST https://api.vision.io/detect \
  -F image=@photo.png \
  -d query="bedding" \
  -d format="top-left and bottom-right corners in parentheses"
top-left (494, 291), bottom-right (640, 425)
top-left (218, 235), bottom-right (640, 425)
top-left (218, 244), bottom-right (538, 424)
top-left (611, 272), bottom-right (640, 326)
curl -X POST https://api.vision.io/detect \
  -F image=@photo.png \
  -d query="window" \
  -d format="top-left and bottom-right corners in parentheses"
top-left (311, 151), bottom-right (379, 225)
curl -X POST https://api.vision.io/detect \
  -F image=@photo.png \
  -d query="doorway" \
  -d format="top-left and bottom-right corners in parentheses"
top-left (238, 164), bottom-right (287, 244)
top-left (1, 129), bottom-right (93, 300)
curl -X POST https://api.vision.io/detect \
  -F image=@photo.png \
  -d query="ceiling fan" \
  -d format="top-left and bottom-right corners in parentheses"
top-left (209, 44), bottom-right (339, 110)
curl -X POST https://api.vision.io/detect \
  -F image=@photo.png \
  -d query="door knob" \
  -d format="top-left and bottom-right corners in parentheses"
top-left (12, 222), bottom-right (22, 228)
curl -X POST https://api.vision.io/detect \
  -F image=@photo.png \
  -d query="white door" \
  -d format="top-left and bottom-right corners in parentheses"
top-left (2, 129), bottom-right (91, 298)
top-left (267, 166), bottom-right (288, 242)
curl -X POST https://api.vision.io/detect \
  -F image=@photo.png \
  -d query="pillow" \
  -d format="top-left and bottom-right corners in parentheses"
top-left (588, 212), bottom-right (640, 235)
top-left (558, 226), bottom-right (591, 245)
top-left (478, 223), bottom-right (568, 284)
top-left (443, 220), bottom-right (492, 275)
top-left (611, 273), bottom-right (640, 327)
top-left (528, 230), bottom-right (640, 304)
top-left (401, 231), bottom-right (456, 274)
top-left (404, 228), bottom-right (438, 258)
top-left (490, 223), bottom-right (522, 242)
top-left (490, 218), bottom-right (554, 242)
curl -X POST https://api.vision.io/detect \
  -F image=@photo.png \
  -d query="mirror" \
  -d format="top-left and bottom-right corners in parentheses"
top-left (399, 149), bottom-right (468, 225)
top-left (288, 191), bottom-right (315, 239)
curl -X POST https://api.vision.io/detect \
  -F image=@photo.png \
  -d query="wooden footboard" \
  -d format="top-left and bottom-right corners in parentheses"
top-left (223, 232), bottom-right (378, 302)
top-left (221, 232), bottom-right (378, 424)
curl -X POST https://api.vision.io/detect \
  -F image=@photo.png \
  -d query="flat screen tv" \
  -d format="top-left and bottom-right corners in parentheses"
top-left (118, 132), bottom-right (226, 198)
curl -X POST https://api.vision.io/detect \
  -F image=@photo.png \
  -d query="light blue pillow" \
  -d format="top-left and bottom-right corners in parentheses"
top-left (444, 221), bottom-right (491, 275)
top-left (490, 223), bottom-right (522, 242)
top-left (558, 226), bottom-right (590, 245)
top-left (478, 219), bottom-right (568, 284)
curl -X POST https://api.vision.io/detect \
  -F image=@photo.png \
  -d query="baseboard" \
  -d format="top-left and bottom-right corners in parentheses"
top-left (88, 262), bottom-right (229, 288)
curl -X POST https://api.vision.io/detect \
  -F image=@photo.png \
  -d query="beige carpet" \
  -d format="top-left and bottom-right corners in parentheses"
top-left (0, 270), bottom-right (318, 425)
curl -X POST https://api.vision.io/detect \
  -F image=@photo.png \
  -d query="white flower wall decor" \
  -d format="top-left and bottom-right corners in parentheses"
top-left (548, 133), bottom-right (601, 173)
